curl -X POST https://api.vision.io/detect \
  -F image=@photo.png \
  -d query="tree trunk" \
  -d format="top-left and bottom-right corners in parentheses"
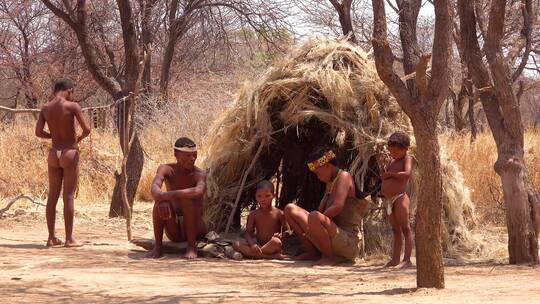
top-left (109, 97), bottom-right (144, 218)
top-left (141, 30), bottom-right (152, 95)
top-left (495, 147), bottom-right (539, 263)
top-left (412, 117), bottom-right (445, 288)
top-left (109, 127), bottom-right (144, 217)
top-left (159, 32), bottom-right (176, 97)
top-left (467, 97), bottom-right (478, 142)
top-left (457, 0), bottom-right (539, 263)
top-left (329, 0), bottom-right (356, 43)
top-left (453, 85), bottom-right (468, 131)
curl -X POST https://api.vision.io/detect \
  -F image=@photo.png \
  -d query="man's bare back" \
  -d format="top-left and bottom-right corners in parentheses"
top-left (35, 79), bottom-right (90, 248)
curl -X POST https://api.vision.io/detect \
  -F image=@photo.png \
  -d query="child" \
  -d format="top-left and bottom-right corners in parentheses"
top-left (379, 131), bottom-right (414, 268)
top-left (233, 180), bottom-right (286, 259)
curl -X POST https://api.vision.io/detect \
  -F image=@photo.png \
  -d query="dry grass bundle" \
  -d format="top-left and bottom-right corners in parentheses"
top-left (441, 129), bottom-right (540, 225)
top-left (0, 115), bottom-right (120, 204)
top-left (202, 38), bottom-right (410, 230)
top-left (201, 37), bottom-right (481, 258)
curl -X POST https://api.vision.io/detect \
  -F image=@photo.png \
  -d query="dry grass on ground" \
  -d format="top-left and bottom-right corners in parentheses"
top-left (441, 129), bottom-right (540, 225)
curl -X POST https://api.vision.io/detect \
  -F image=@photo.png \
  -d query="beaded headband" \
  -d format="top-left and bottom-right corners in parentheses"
top-left (307, 150), bottom-right (336, 171)
top-left (174, 145), bottom-right (197, 153)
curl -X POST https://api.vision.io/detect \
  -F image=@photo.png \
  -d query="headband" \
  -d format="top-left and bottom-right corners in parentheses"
top-left (307, 150), bottom-right (336, 171)
top-left (174, 146), bottom-right (197, 153)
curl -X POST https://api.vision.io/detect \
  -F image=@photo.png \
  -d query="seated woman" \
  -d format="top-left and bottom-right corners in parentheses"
top-left (284, 147), bottom-right (370, 265)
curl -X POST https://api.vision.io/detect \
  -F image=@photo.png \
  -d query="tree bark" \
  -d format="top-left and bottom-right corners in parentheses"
top-left (371, 0), bottom-right (451, 288)
top-left (412, 118), bottom-right (445, 287)
top-left (453, 85), bottom-right (467, 131)
top-left (328, 0), bottom-right (356, 43)
top-left (458, 0), bottom-right (539, 264)
top-left (41, 0), bottom-right (144, 219)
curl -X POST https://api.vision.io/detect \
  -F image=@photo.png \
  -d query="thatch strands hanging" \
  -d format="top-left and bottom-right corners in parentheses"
top-left (201, 37), bottom-right (410, 230)
top-left (201, 38), bottom-right (483, 256)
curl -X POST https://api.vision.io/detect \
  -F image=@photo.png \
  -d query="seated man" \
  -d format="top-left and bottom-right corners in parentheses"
top-left (146, 137), bottom-right (206, 259)
top-left (233, 180), bottom-right (287, 259)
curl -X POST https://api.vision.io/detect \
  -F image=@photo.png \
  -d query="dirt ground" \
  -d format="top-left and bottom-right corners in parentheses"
top-left (1, 202), bottom-right (539, 304)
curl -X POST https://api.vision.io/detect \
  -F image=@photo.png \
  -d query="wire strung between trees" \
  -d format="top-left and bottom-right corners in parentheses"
top-left (0, 96), bottom-right (129, 114)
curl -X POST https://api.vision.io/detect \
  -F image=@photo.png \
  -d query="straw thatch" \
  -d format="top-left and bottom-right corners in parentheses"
top-left (201, 37), bottom-right (481, 255)
top-left (202, 38), bottom-right (408, 227)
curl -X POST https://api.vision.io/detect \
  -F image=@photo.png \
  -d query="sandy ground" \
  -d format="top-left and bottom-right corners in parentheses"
top-left (1, 202), bottom-right (539, 304)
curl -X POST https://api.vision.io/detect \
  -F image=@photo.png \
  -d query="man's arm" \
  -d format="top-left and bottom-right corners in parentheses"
top-left (150, 165), bottom-right (169, 201)
top-left (35, 111), bottom-right (51, 139)
top-left (323, 172), bottom-right (352, 218)
top-left (72, 103), bottom-right (91, 143)
top-left (163, 171), bottom-right (207, 200)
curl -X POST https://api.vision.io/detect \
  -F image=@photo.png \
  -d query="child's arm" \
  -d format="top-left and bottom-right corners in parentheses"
top-left (386, 155), bottom-right (413, 181)
top-left (244, 212), bottom-right (258, 247)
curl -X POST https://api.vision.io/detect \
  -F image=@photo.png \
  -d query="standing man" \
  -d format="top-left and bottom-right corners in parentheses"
top-left (146, 137), bottom-right (207, 259)
top-left (35, 79), bottom-right (91, 247)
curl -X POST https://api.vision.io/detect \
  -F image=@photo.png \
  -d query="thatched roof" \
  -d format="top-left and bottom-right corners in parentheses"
top-left (200, 37), bottom-right (485, 257)
top-left (201, 38), bottom-right (411, 230)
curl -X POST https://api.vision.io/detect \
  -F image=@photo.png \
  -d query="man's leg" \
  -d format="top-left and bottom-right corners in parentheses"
top-left (194, 199), bottom-right (207, 238)
top-left (394, 194), bottom-right (413, 268)
top-left (179, 198), bottom-right (199, 259)
top-left (146, 201), bottom-right (181, 258)
top-left (61, 150), bottom-right (82, 247)
top-left (46, 151), bottom-right (63, 247)
top-left (283, 204), bottom-right (319, 260)
top-left (307, 211), bottom-right (338, 265)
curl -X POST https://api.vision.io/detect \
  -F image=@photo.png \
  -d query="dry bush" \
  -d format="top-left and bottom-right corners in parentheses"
top-left (136, 70), bottom-right (259, 201)
top-left (0, 69), bottom-right (255, 205)
top-left (0, 115), bottom-right (119, 204)
top-left (441, 128), bottom-right (540, 225)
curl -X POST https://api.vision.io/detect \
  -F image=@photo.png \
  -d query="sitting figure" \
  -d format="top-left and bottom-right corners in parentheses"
top-left (146, 137), bottom-right (207, 259)
top-left (233, 180), bottom-right (286, 259)
top-left (378, 131), bottom-right (414, 268)
top-left (284, 147), bottom-right (370, 265)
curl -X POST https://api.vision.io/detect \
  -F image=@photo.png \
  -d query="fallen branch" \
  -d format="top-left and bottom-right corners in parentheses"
top-left (0, 195), bottom-right (46, 216)
top-left (224, 141), bottom-right (265, 234)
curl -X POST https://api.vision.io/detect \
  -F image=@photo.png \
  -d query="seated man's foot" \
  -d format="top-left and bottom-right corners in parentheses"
top-left (293, 251), bottom-right (319, 261)
top-left (145, 246), bottom-right (164, 259)
top-left (183, 246), bottom-right (198, 259)
top-left (383, 259), bottom-right (400, 268)
top-left (64, 238), bottom-right (84, 248)
top-left (398, 260), bottom-right (414, 269)
top-left (313, 256), bottom-right (336, 266)
top-left (46, 237), bottom-right (63, 247)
